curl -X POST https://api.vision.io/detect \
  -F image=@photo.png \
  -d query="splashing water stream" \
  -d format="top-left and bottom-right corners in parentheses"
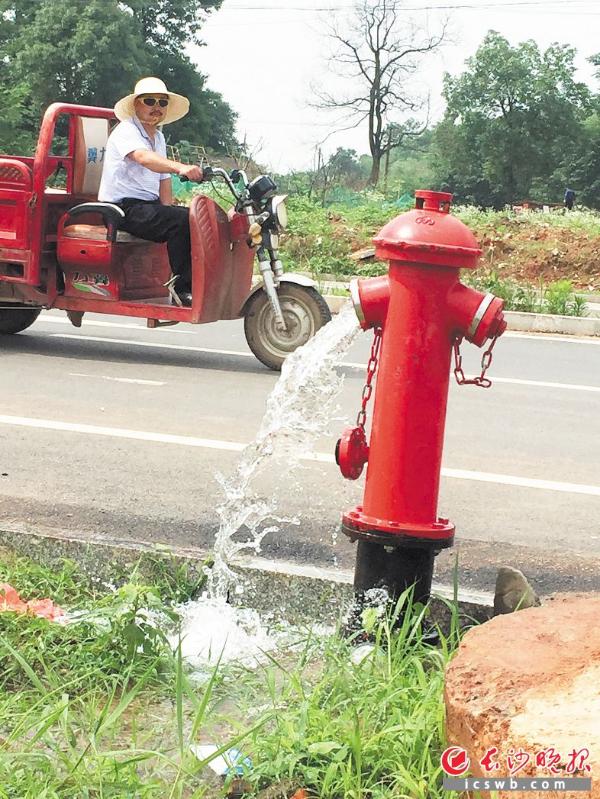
top-left (178, 303), bottom-right (361, 667)
top-left (208, 303), bottom-right (360, 598)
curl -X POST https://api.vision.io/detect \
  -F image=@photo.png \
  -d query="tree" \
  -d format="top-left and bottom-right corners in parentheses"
top-left (308, 147), bottom-right (367, 205)
top-left (316, 0), bottom-right (446, 187)
top-left (125, 0), bottom-right (216, 56)
top-left (560, 53), bottom-right (600, 208)
top-left (591, 51), bottom-right (600, 84)
top-left (6, 0), bottom-right (148, 109)
top-left (551, 113), bottom-right (600, 210)
top-left (433, 32), bottom-right (591, 207)
top-left (385, 130), bottom-right (434, 196)
top-left (0, 0), bottom-right (236, 155)
top-left (326, 147), bottom-right (365, 189)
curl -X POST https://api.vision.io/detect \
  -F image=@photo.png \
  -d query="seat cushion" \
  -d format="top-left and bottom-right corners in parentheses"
top-left (62, 224), bottom-right (147, 244)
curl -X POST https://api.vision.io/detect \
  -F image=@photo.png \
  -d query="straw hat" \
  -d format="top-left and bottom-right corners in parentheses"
top-left (114, 77), bottom-right (190, 125)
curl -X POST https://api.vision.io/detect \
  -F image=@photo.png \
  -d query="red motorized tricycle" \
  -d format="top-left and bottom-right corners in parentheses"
top-left (0, 103), bottom-right (331, 369)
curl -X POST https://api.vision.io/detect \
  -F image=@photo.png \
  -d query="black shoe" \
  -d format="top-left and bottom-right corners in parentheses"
top-left (177, 291), bottom-right (192, 307)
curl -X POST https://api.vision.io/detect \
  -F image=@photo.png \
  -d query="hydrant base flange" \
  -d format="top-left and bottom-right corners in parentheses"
top-left (342, 508), bottom-right (455, 549)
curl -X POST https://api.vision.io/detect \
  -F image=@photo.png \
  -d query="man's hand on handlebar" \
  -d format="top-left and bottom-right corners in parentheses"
top-left (178, 163), bottom-right (204, 182)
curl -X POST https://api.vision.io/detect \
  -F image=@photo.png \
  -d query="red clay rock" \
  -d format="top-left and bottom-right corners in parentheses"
top-left (445, 593), bottom-right (600, 799)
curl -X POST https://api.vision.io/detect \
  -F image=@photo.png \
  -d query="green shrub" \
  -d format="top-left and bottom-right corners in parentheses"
top-left (465, 272), bottom-right (588, 316)
top-left (544, 279), bottom-right (588, 316)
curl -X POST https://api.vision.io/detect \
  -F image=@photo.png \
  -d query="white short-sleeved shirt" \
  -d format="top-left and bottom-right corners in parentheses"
top-left (98, 116), bottom-right (170, 203)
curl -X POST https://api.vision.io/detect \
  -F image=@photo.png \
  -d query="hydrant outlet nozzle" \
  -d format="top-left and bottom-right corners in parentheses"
top-left (349, 276), bottom-right (390, 329)
top-left (467, 292), bottom-right (507, 347)
top-left (414, 189), bottom-right (453, 213)
top-left (336, 426), bottom-right (369, 480)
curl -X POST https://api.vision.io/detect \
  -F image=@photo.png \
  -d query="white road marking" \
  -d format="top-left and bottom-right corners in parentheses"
top-left (1, 414), bottom-right (599, 498)
top-left (0, 415), bottom-right (245, 452)
top-left (50, 333), bottom-right (254, 358)
top-left (442, 468), bottom-right (600, 497)
top-left (47, 334), bottom-right (600, 392)
top-left (489, 376), bottom-right (600, 393)
top-left (39, 314), bottom-right (187, 333)
top-left (340, 365), bottom-right (600, 393)
top-left (41, 314), bottom-right (143, 329)
top-left (504, 331), bottom-right (600, 346)
top-left (69, 372), bottom-right (165, 386)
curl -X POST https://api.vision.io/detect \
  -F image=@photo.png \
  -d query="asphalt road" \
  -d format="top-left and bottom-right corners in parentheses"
top-left (1, 309), bottom-right (599, 597)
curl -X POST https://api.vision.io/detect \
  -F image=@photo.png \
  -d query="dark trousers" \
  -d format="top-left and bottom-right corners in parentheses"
top-left (119, 199), bottom-right (192, 292)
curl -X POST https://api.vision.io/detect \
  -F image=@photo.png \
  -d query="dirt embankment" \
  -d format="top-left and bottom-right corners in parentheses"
top-left (283, 201), bottom-right (600, 290)
top-left (475, 222), bottom-right (600, 291)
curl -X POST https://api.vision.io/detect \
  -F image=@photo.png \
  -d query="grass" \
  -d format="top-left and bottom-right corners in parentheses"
top-left (236, 594), bottom-right (461, 799)
top-left (455, 205), bottom-right (600, 237)
top-left (0, 554), bottom-right (469, 798)
top-left (175, 182), bottom-right (598, 308)
top-left (277, 197), bottom-right (592, 315)
top-left (0, 555), bottom-right (230, 797)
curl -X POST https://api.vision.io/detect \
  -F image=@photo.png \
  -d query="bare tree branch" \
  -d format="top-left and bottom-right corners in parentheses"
top-left (314, 0), bottom-right (447, 185)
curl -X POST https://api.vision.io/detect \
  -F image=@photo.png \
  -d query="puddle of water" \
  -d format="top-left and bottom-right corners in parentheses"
top-left (172, 595), bottom-right (338, 681)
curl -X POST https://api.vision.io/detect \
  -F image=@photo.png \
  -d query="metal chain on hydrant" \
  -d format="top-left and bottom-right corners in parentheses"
top-left (453, 333), bottom-right (499, 389)
top-left (356, 327), bottom-right (382, 429)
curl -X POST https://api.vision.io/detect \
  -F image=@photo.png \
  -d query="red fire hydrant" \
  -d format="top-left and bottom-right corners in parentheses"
top-left (336, 190), bottom-right (507, 616)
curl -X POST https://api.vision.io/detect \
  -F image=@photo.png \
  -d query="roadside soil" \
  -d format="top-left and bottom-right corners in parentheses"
top-left (305, 211), bottom-right (600, 291)
top-left (475, 222), bottom-right (600, 290)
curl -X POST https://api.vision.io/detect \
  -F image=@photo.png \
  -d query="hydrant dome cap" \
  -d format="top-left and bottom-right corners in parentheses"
top-left (373, 191), bottom-right (482, 269)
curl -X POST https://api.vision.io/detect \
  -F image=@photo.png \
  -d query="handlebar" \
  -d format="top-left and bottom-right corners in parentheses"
top-left (177, 165), bottom-right (243, 201)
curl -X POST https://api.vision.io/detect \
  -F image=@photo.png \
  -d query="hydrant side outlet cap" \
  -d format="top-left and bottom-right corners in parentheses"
top-left (373, 206), bottom-right (482, 269)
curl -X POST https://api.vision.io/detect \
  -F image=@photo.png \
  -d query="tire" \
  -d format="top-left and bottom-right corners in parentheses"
top-left (0, 306), bottom-right (42, 335)
top-left (244, 284), bottom-right (332, 370)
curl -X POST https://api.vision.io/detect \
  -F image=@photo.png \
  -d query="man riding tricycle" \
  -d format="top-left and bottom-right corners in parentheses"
top-left (0, 78), bottom-right (331, 370)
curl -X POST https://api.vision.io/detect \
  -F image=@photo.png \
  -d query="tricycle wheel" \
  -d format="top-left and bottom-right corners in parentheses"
top-left (244, 284), bottom-right (332, 370)
top-left (0, 305), bottom-right (42, 335)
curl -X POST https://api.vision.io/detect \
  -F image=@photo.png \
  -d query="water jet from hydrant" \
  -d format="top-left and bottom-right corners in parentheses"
top-left (207, 303), bottom-right (360, 600)
top-left (174, 306), bottom-right (359, 671)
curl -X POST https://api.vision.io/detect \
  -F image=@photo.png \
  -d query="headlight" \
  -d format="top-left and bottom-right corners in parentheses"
top-left (271, 195), bottom-right (288, 229)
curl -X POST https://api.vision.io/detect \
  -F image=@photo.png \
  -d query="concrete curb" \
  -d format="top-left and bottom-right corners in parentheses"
top-left (503, 310), bottom-right (600, 337)
top-left (324, 295), bottom-right (349, 314)
top-left (323, 295), bottom-right (600, 337)
top-left (0, 525), bottom-right (493, 629)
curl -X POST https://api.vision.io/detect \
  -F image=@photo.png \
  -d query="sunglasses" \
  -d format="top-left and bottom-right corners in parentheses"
top-left (141, 97), bottom-right (169, 108)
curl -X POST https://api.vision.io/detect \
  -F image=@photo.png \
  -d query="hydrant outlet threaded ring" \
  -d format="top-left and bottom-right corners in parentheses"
top-left (468, 292), bottom-right (496, 339)
top-left (349, 278), bottom-right (365, 325)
